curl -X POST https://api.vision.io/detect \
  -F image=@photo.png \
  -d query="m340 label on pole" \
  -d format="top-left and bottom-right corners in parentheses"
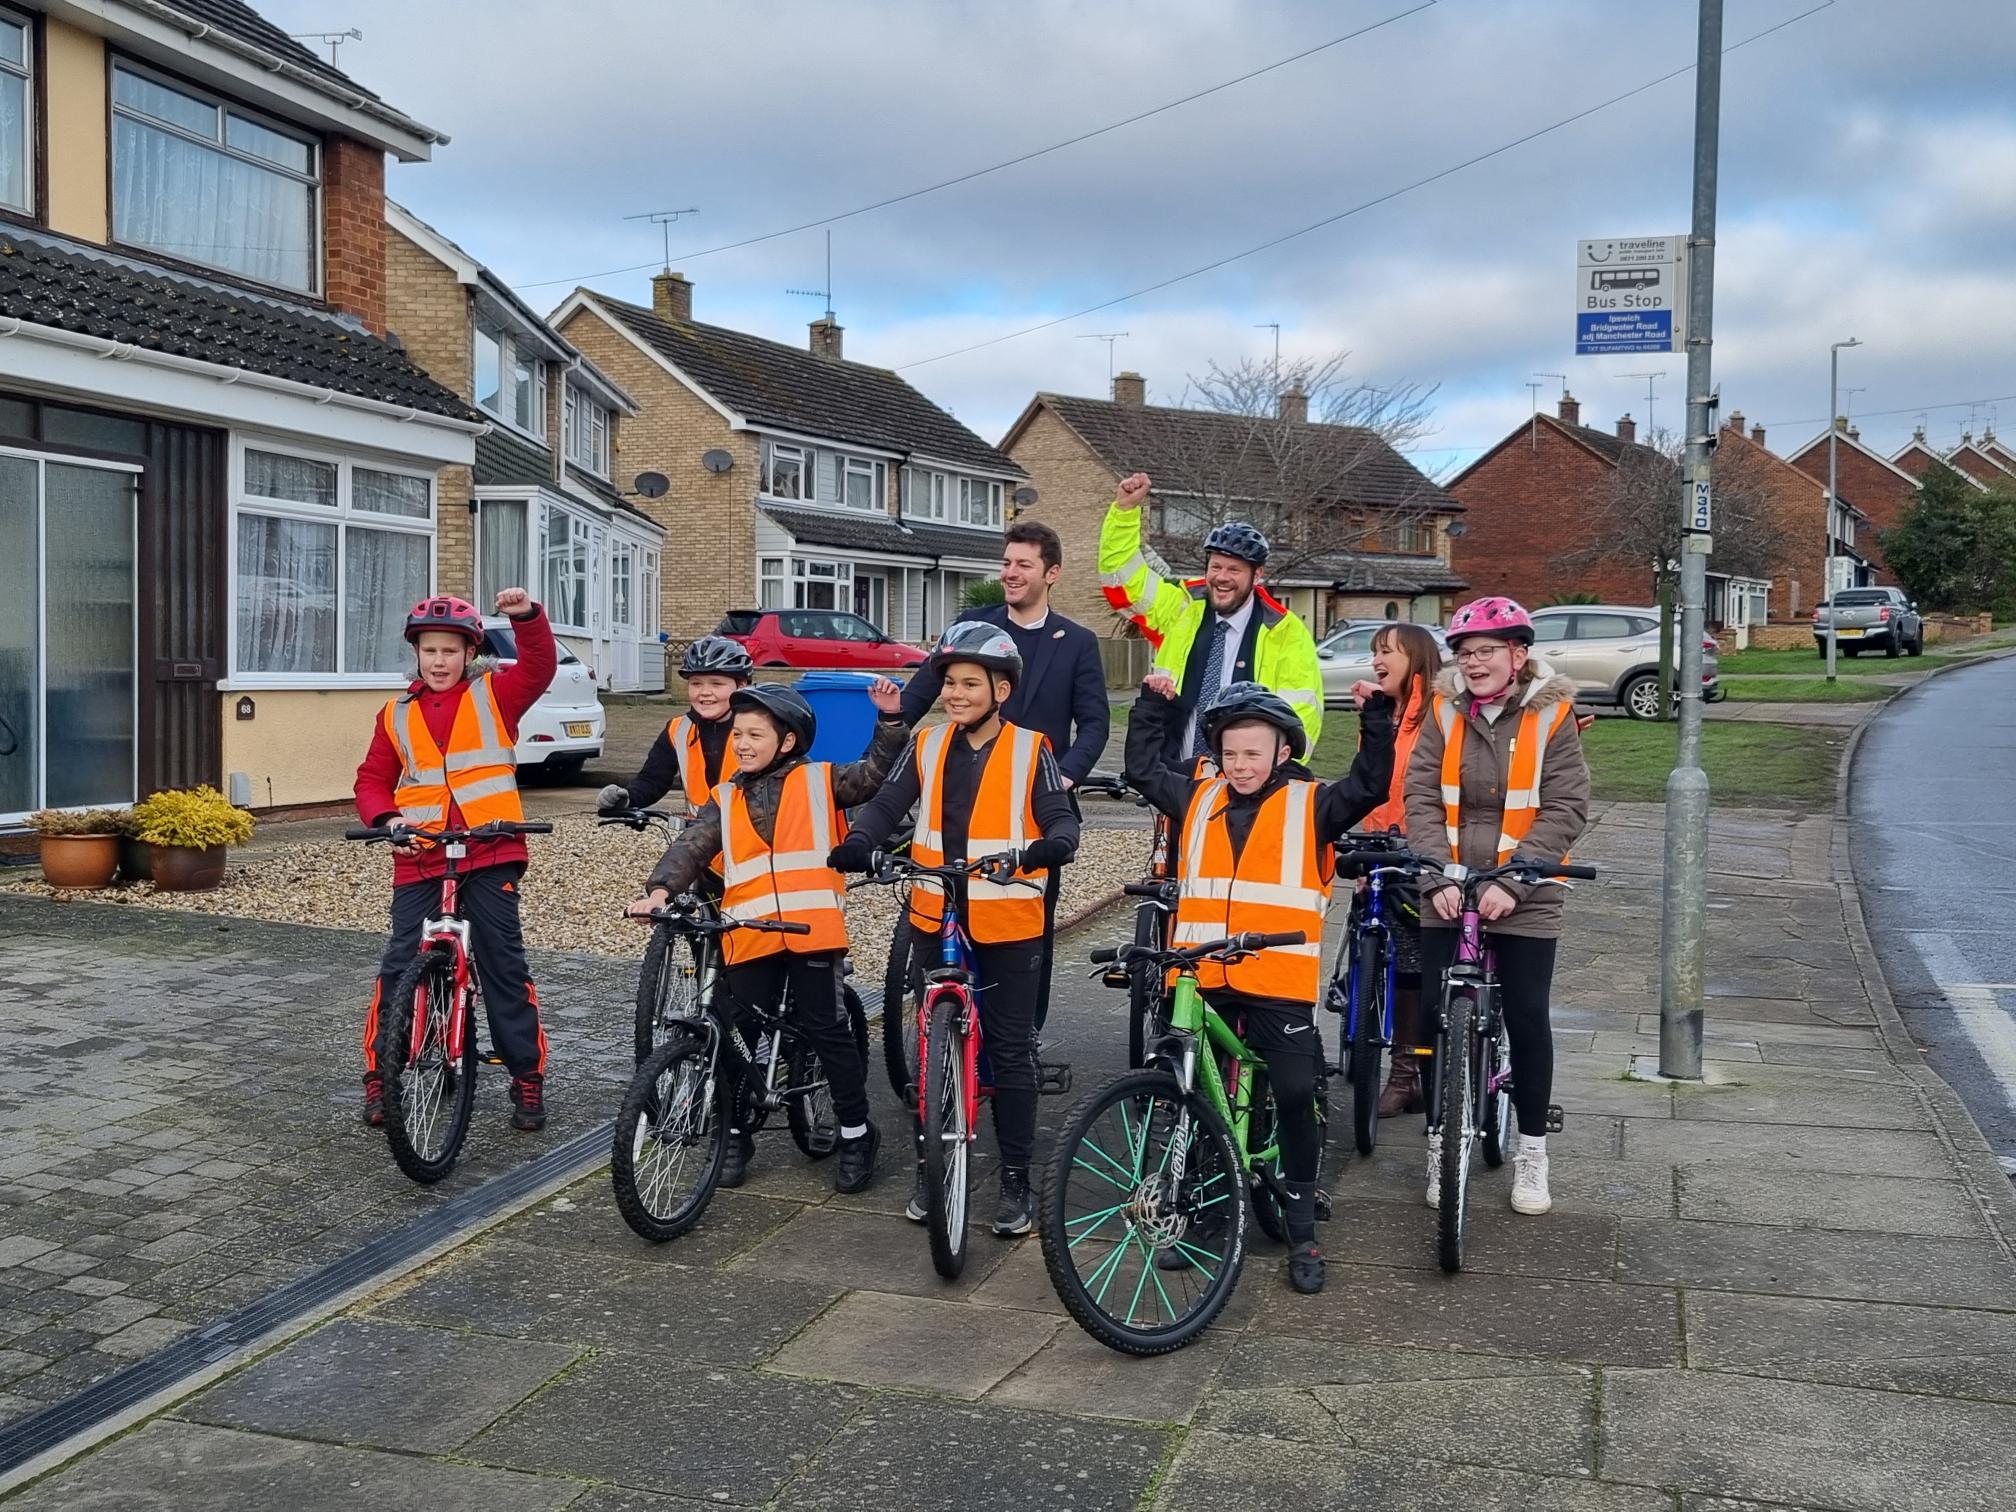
top-left (1576, 236), bottom-right (1688, 355)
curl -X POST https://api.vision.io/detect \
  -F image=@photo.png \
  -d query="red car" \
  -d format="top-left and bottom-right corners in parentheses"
top-left (716, 609), bottom-right (928, 670)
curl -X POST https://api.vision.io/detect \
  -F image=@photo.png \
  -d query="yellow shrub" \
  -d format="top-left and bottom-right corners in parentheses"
top-left (131, 786), bottom-right (256, 849)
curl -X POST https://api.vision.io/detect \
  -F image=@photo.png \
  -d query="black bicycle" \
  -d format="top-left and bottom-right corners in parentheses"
top-left (1077, 772), bottom-right (1176, 1069)
top-left (599, 806), bottom-right (703, 1065)
top-left (1327, 832), bottom-right (1411, 1156)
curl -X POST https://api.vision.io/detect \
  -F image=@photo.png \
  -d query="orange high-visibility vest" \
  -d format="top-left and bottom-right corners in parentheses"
top-left (716, 763), bottom-right (848, 965)
top-left (383, 676), bottom-right (522, 835)
top-left (1434, 695), bottom-right (1574, 865)
top-left (668, 713), bottom-right (738, 808)
top-left (907, 721), bottom-right (1051, 945)
top-left (1171, 777), bottom-right (1332, 1004)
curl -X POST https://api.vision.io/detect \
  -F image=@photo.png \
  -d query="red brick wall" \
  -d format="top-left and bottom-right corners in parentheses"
top-left (1714, 429), bottom-right (1822, 620)
top-left (1785, 441), bottom-right (1917, 579)
top-left (323, 137), bottom-right (387, 332)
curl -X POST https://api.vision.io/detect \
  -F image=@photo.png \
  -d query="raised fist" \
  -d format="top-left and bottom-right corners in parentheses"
top-left (494, 587), bottom-right (533, 618)
top-left (1115, 473), bottom-right (1152, 509)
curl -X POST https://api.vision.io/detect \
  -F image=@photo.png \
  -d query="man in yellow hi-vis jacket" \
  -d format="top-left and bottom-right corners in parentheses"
top-left (1098, 471), bottom-right (1323, 762)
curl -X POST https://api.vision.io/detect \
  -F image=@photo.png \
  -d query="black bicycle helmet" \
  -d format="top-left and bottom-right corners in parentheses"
top-left (729, 684), bottom-right (816, 757)
top-left (1203, 520), bottom-right (1271, 568)
top-left (928, 621), bottom-right (1023, 689)
top-left (680, 634), bottom-right (754, 680)
top-left (1200, 679), bottom-right (1306, 761)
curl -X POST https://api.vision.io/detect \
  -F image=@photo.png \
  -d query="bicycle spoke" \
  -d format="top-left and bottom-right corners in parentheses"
top-left (1070, 1141), bottom-right (1143, 1194)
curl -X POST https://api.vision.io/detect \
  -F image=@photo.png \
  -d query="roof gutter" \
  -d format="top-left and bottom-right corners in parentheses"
top-left (0, 316), bottom-right (490, 436)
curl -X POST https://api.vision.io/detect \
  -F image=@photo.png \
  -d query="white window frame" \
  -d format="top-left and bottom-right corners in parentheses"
top-left (609, 536), bottom-right (635, 631)
top-left (639, 547), bottom-right (661, 638)
top-left (0, 6), bottom-right (33, 216)
top-left (474, 314), bottom-right (548, 442)
top-left (902, 465), bottom-right (950, 522)
top-left (762, 440), bottom-right (811, 502)
top-left (473, 490), bottom-right (534, 603)
top-left (958, 476), bottom-right (1003, 529)
top-left (225, 436), bottom-right (437, 689)
top-left (562, 386), bottom-right (612, 477)
top-left (759, 554), bottom-right (787, 608)
top-left (110, 58), bottom-right (322, 294)
top-left (790, 555), bottom-right (852, 610)
top-left (840, 454), bottom-right (884, 513)
top-left (539, 498), bottom-right (602, 636)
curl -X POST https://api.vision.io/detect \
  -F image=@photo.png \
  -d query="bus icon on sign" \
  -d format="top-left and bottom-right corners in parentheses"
top-left (1592, 268), bottom-right (1661, 292)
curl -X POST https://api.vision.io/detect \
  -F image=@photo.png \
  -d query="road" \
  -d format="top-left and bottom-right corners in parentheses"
top-left (1853, 652), bottom-right (2016, 1163)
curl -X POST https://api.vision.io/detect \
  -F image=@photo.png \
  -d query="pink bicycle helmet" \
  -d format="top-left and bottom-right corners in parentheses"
top-left (404, 595), bottom-right (485, 646)
top-left (1445, 595), bottom-right (1534, 646)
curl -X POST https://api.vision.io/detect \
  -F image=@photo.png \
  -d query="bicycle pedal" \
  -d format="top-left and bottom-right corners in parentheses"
top-left (478, 1050), bottom-right (506, 1067)
top-left (1545, 1104), bottom-right (1566, 1133)
top-left (1038, 1061), bottom-right (1073, 1096)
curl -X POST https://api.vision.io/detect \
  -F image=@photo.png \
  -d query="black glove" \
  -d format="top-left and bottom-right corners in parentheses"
top-left (1018, 837), bottom-right (1073, 871)
top-left (827, 839), bottom-right (875, 874)
top-left (596, 784), bottom-right (632, 815)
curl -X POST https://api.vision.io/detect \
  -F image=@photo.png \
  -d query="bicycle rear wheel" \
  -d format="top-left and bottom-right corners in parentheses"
top-left (380, 947), bottom-right (477, 1185)
top-left (1480, 989), bottom-right (1514, 1169)
top-left (1041, 1069), bottom-right (1247, 1356)
top-left (611, 1030), bottom-right (726, 1241)
top-left (881, 916), bottom-right (921, 1102)
top-left (921, 994), bottom-right (971, 1278)
top-left (1437, 988), bottom-right (1476, 1273)
top-left (787, 986), bottom-right (869, 1160)
top-left (1244, 1063), bottom-right (1287, 1244)
top-left (634, 925), bottom-right (700, 1066)
top-left (1349, 928), bottom-right (1388, 1156)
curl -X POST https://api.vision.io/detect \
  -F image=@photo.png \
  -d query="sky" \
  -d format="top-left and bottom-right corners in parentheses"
top-left (265, 0), bottom-right (2016, 477)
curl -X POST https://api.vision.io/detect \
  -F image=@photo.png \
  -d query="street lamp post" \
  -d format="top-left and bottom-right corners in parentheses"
top-left (1824, 338), bottom-right (1862, 682)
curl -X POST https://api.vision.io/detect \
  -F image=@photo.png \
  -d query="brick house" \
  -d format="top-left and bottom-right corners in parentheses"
top-left (1949, 432), bottom-right (2016, 489)
top-left (551, 272), bottom-right (1022, 645)
top-left (0, 0), bottom-right (485, 819)
top-left (1890, 426), bottom-right (1959, 483)
top-left (386, 204), bottom-right (666, 692)
top-left (1001, 372), bottom-right (1466, 638)
top-left (1782, 418), bottom-right (1924, 580)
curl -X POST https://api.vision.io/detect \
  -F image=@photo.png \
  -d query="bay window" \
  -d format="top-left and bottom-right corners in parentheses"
top-left (541, 502), bottom-right (597, 632)
top-left (233, 444), bottom-right (434, 681)
top-left (640, 549), bottom-right (661, 638)
top-left (759, 556), bottom-right (786, 607)
top-left (112, 61), bottom-right (319, 293)
top-left (0, 9), bottom-right (30, 214)
top-left (474, 317), bottom-right (547, 439)
top-left (475, 497), bottom-right (529, 603)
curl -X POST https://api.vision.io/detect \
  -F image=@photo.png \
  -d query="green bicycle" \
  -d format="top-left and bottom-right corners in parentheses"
top-left (1038, 925), bottom-right (1308, 1356)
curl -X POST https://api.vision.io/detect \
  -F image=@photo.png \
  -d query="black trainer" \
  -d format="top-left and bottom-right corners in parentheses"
top-left (833, 1122), bottom-right (879, 1194)
top-left (903, 1162), bottom-right (929, 1223)
top-left (1288, 1239), bottom-right (1326, 1294)
top-left (508, 1075), bottom-right (546, 1133)
top-left (719, 1132), bottom-right (755, 1189)
top-left (993, 1167), bottom-right (1034, 1237)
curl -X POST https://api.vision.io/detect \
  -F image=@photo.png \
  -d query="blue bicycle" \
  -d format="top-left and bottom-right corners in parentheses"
top-left (1328, 833), bottom-right (1410, 1155)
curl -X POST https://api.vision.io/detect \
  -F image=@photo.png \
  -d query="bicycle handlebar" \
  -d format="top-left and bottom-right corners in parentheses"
top-left (345, 821), bottom-right (554, 843)
top-left (850, 849), bottom-right (1040, 891)
top-left (1333, 847), bottom-right (1597, 889)
top-left (1075, 772), bottom-right (1147, 806)
top-left (1090, 928), bottom-right (1306, 970)
top-left (1122, 880), bottom-right (1176, 900)
top-left (596, 807), bottom-right (678, 831)
top-left (637, 894), bottom-right (810, 934)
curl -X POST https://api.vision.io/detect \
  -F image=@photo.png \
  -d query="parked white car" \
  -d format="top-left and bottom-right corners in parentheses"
top-left (1317, 620), bottom-right (1449, 707)
top-left (480, 618), bottom-right (604, 779)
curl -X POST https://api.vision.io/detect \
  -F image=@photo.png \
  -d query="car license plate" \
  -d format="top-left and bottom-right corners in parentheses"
top-left (564, 721), bottom-right (593, 737)
top-left (1834, 628), bottom-right (1863, 639)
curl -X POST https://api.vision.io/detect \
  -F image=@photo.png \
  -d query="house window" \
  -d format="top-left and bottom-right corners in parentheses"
top-left (759, 555), bottom-right (787, 608)
top-left (0, 10), bottom-right (30, 214)
top-left (563, 387), bottom-right (611, 477)
top-left (475, 497), bottom-right (529, 603)
top-left (763, 441), bottom-right (810, 501)
top-left (541, 503), bottom-right (597, 632)
top-left (474, 317), bottom-right (547, 439)
top-left (902, 466), bottom-right (951, 521)
top-left (792, 557), bottom-right (851, 610)
top-left (639, 548), bottom-right (661, 637)
top-left (111, 61), bottom-right (319, 293)
top-left (959, 478), bottom-right (1002, 529)
top-left (233, 444), bottom-right (434, 680)
top-left (841, 456), bottom-right (883, 512)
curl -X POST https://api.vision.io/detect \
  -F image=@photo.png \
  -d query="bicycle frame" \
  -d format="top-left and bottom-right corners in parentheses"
top-left (1343, 868), bottom-right (1398, 1050)
top-left (414, 837), bottom-right (479, 1068)
top-left (1160, 972), bottom-right (1279, 1175)
top-left (915, 909), bottom-right (985, 1139)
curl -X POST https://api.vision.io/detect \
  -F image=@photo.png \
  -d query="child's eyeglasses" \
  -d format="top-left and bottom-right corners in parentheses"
top-left (1454, 644), bottom-right (1511, 663)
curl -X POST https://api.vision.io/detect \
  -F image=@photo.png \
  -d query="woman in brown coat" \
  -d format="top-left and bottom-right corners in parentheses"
top-left (1403, 596), bottom-right (1589, 1217)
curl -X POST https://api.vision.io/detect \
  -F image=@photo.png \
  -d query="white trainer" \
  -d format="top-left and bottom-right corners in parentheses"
top-left (1424, 1132), bottom-right (1442, 1209)
top-left (1510, 1135), bottom-right (1552, 1215)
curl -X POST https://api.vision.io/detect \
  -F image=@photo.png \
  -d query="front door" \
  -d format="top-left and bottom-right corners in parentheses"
top-left (607, 537), bottom-right (639, 691)
top-left (0, 451), bottom-right (140, 822)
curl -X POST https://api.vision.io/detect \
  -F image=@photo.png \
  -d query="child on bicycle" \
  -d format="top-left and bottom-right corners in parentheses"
top-left (628, 680), bottom-right (906, 1194)
top-left (354, 589), bottom-right (555, 1132)
top-left (598, 634), bottom-right (751, 818)
top-left (1401, 596), bottom-right (1588, 1218)
top-left (828, 623), bottom-right (1081, 1238)
top-left (1125, 674), bottom-right (1395, 1294)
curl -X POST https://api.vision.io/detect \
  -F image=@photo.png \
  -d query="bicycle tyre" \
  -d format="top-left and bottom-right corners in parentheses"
top-left (634, 925), bottom-right (700, 1066)
top-left (1127, 900), bottom-right (1162, 1069)
top-left (881, 916), bottom-right (921, 1103)
top-left (1438, 988), bottom-right (1475, 1274)
top-left (922, 994), bottom-right (972, 1278)
top-left (1245, 1063), bottom-right (1287, 1244)
top-left (1040, 1068), bottom-right (1247, 1356)
top-left (611, 1030), bottom-right (726, 1241)
top-left (1480, 991), bottom-right (1514, 1169)
top-left (380, 947), bottom-right (477, 1186)
top-left (1350, 926), bottom-right (1387, 1156)
top-left (786, 985), bottom-right (870, 1160)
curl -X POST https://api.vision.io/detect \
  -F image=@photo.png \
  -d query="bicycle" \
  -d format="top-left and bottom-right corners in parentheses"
top-left (851, 849), bottom-right (1054, 1279)
top-left (596, 805), bottom-right (698, 1065)
top-left (346, 818), bottom-right (555, 1185)
top-left (1325, 832), bottom-right (1412, 1156)
top-left (1076, 772), bottom-right (1176, 1070)
top-left (610, 894), bottom-right (869, 1241)
top-left (1038, 925), bottom-right (1309, 1356)
top-left (1336, 848), bottom-right (1596, 1272)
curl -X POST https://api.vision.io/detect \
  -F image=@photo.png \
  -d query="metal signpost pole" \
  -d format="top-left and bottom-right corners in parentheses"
top-left (1659, 0), bottom-right (1722, 1081)
top-left (1824, 339), bottom-right (1860, 681)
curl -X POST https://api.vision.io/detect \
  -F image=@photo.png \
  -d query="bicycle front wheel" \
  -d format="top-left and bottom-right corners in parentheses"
top-left (1437, 988), bottom-right (1477, 1273)
top-left (921, 994), bottom-right (972, 1278)
top-left (881, 916), bottom-right (921, 1103)
top-left (1350, 928), bottom-right (1388, 1156)
top-left (634, 925), bottom-right (700, 1065)
top-left (611, 1030), bottom-right (725, 1241)
top-left (1041, 1069), bottom-right (1247, 1356)
top-left (1127, 901), bottom-right (1164, 1069)
top-left (1480, 990), bottom-right (1514, 1169)
top-left (380, 946), bottom-right (477, 1185)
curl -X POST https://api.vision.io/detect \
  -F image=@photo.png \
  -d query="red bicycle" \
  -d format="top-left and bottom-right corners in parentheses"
top-left (347, 819), bottom-right (553, 1184)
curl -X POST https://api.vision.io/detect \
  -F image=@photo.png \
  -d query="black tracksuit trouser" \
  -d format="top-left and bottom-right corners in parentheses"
top-left (720, 950), bottom-right (870, 1129)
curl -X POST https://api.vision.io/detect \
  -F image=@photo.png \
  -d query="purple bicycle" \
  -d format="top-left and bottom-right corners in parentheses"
top-left (1337, 849), bottom-right (1596, 1271)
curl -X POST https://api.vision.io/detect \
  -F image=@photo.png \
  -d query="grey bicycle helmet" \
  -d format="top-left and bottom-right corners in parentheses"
top-left (680, 635), bottom-right (755, 680)
top-left (1200, 679), bottom-right (1306, 761)
top-left (729, 684), bottom-right (816, 756)
top-left (929, 621), bottom-right (1023, 688)
top-left (1203, 520), bottom-right (1271, 568)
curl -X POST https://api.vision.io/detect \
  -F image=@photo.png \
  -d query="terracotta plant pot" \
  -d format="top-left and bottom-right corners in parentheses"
top-left (118, 834), bottom-right (154, 882)
top-left (150, 843), bottom-right (227, 893)
top-left (39, 834), bottom-right (120, 889)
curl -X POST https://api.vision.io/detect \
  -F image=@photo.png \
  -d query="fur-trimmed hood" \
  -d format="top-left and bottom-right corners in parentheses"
top-left (1433, 655), bottom-right (1579, 713)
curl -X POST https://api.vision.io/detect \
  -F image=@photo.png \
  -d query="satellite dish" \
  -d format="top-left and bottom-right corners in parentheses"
top-left (700, 449), bottom-right (735, 475)
top-left (1012, 486), bottom-right (1039, 507)
top-left (632, 471), bottom-right (671, 499)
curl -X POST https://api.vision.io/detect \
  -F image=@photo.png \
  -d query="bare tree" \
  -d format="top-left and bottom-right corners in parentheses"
top-left (1142, 353), bottom-right (1445, 581)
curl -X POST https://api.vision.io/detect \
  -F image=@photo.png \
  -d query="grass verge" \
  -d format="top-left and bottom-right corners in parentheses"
top-left (1718, 677), bottom-right (1897, 703)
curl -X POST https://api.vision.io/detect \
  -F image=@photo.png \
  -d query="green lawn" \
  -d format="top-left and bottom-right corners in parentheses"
top-left (1718, 677), bottom-right (1897, 703)
top-left (1719, 644), bottom-right (1963, 676)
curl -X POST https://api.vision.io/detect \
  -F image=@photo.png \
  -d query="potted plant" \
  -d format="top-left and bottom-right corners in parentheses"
top-left (115, 808), bottom-right (153, 882)
top-left (25, 809), bottom-right (125, 889)
top-left (130, 786), bottom-right (255, 893)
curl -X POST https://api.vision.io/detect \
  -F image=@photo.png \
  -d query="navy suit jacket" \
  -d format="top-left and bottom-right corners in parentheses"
top-left (898, 605), bottom-right (1112, 782)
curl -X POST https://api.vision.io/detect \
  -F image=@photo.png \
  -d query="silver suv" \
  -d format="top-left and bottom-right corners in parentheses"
top-left (1528, 605), bottom-right (1722, 721)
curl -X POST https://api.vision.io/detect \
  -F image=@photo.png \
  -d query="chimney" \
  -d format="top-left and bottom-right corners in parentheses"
top-left (1833, 414), bottom-right (1849, 432)
top-left (1277, 385), bottom-right (1309, 424)
top-left (1113, 371), bottom-right (1146, 408)
top-left (1615, 413), bottom-right (1636, 443)
top-left (1725, 409), bottom-right (1744, 436)
top-left (1848, 423), bottom-right (1861, 442)
top-left (1557, 391), bottom-right (1580, 425)
top-left (1750, 422), bottom-right (1766, 447)
top-left (809, 316), bottom-right (844, 360)
top-left (1913, 424), bottom-right (1927, 443)
top-left (652, 270), bottom-right (693, 323)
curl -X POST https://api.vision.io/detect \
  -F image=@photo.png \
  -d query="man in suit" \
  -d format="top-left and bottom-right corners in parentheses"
top-left (900, 519), bottom-right (1110, 1027)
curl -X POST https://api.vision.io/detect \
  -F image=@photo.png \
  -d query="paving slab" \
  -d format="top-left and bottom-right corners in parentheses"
top-left (766, 1289), bottom-right (1059, 1399)
top-left (1616, 1117), bottom-right (1952, 1176)
top-left (1672, 1076), bottom-right (1931, 1130)
top-left (1318, 1197), bottom-right (1619, 1282)
top-left (987, 1318), bottom-right (1234, 1421)
top-left (1617, 1219), bottom-right (2016, 1307)
top-left (1683, 1289), bottom-right (2016, 1369)
top-left (509, 1180), bottom-right (805, 1271)
top-left (1674, 1165), bottom-right (1983, 1237)
top-left (962, 1239), bottom-right (1068, 1315)
top-left (725, 1204), bottom-right (1015, 1299)
top-left (173, 1317), bottom-right (581, 1454)
top-left (1330, 1144), bottom-right (1678, 1219)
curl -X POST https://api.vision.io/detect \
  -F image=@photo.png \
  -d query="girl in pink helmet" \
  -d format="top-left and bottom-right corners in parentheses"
top-left (1400, 595), bottom-right (1591, 1217)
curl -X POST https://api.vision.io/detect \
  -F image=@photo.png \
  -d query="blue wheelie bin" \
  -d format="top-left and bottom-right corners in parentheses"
top-left (794, 671), bottom-right (898, 762)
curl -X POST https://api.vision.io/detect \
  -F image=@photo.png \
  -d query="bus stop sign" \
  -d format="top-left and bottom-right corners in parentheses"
top-left (1576, 236), bottom-right (1687, 355)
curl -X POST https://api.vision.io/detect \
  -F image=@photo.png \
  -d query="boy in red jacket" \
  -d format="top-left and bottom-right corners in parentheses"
top-left (354, 588), bottom-right (557, 1130)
